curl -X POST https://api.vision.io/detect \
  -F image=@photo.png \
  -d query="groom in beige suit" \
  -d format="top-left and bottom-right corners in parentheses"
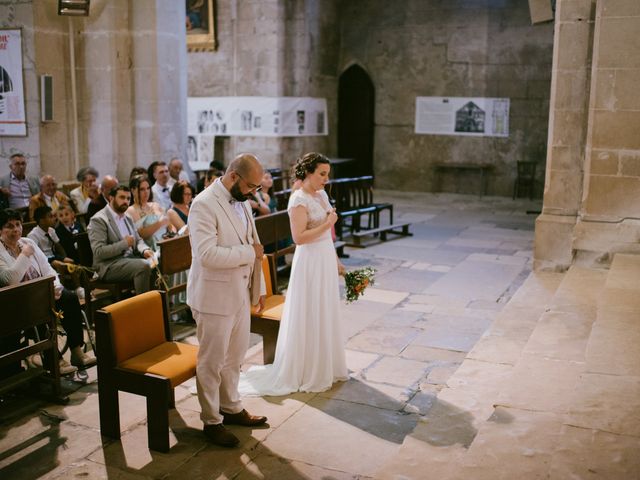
top-left (187, 153), bottom-right (267, 447)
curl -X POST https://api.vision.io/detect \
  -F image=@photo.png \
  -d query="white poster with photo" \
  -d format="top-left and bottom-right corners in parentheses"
top-left (187, 96), bottom-right (328, 138)
top-left (415, 96), bottom-right (509, 138)
top-left (0, 29), bottom-right (26, 136)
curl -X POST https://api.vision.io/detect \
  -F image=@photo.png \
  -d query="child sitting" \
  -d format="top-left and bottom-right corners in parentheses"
top-left (55, 204), bottom-right (85, 264)
top-left (28, 206), bottom-right (74, 265)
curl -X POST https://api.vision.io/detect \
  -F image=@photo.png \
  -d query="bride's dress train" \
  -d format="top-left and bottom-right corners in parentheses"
top-left (239, 189), bottom-right (348, 396)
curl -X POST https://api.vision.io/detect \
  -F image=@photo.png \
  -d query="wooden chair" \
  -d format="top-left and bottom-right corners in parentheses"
top-left (250, 255), bottom-right (285, 364)
top-left (0, 276), bottom-right (66, 403)
top-left (157, 234), bottom-right (192, 317)
top-left (95, 290), bottom-right (198, 452)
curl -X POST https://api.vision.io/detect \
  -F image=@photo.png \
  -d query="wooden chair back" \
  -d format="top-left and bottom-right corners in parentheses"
top-left (157, 234), bottom-right (192, 276)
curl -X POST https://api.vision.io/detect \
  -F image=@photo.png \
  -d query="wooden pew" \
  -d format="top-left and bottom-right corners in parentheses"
top-left (0, 276), bottom-right (67, 403)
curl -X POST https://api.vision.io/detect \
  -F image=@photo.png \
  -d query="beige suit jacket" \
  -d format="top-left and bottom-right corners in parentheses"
top-left (186, 179), bottom-right (262, 315)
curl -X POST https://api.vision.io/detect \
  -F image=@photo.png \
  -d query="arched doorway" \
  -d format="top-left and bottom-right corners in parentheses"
top-left (338, 65), bottom-right (374, 178)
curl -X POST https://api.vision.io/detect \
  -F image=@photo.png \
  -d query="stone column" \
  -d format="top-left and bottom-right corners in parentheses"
top-left (533, 0), bottom-right (597, 270)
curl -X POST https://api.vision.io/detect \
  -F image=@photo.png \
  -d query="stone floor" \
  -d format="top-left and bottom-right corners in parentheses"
top-left (1, 191), bottom-right (638, 479)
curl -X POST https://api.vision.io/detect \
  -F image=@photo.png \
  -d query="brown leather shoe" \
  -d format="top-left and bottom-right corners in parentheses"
top-left (203, 423), bottom-right (240, 448)
top-left (220, 409), bottom-right (267, 427)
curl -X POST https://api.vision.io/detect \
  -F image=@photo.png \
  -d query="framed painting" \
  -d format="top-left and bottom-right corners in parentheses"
top-left (186, 0), bottom-right (217, 52)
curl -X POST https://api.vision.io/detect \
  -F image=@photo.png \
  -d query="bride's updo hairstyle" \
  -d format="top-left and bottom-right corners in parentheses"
top-left (292, 152), bottom-right (330, 181)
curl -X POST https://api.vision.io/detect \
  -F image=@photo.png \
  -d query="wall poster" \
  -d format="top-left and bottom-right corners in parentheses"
top-left (415, 96), bottom-right (509, 138)
top-left (0, 28), bottom-right (26, 136)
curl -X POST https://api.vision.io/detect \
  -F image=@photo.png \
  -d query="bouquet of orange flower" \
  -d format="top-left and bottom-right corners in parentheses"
top-left (344, 267), bottom-right (376, 303)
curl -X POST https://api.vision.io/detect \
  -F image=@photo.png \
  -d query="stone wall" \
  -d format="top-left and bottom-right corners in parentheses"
top-left (187, 0), bottom-right (339, 170)
top-left (1, 0), bottom-right (187, 183)
top-left (337, 0), bottom-right (554, 195)
top-left (534, 0), bottom-right (640, 270)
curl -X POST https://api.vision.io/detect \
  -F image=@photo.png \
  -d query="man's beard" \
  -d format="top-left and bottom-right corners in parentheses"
top-left (230, 180), bottom-right (251, 202)
top-left (113, 202), bottom-right (129, 214)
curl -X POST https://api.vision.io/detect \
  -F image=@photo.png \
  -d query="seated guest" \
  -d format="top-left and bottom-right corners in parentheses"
top-left (167, 180), bottom-right (194, 232)
top-left (28, 175), bottom-right (73, 221)
top-left (169, 157), bottom-right (191, 184)
top-left (55, 204), bottom-right (85, 264)
top-left (127, 175), bottom-right (175, 251)
top-left (129, 166), bottom-right (147, 185)
top-left (87, 184), bottom-right (154, 294)
top-left (28, 206), bottom-right (74, 264)
top-left (197, 160), bottom-right (225, 192)
top-left (0, 209), bottom-right (96, 372)
top-left (249, 171), bottom-right (277, 217)
top-left (86, 174), bottom-right (119, 220)
top-left (70, 166), bottom-right (100, 214)
top-left (150, 162), bottom-right (174, 211)
top-left (0, 153), bottom-right (40, 209)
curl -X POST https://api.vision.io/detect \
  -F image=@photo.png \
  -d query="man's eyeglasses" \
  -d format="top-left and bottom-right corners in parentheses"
top-left (235, 172), bottom-right (262, 192)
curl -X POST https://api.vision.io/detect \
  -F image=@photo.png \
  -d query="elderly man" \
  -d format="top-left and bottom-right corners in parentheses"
top-left (86, 175), bottom-right (119, 220)
top-left (0, 154), bottom-right (41, 209)
top-left (87, 185), bottom-right (153, 294)
top-left (28, 175), bottom-right (73, 221)
top-left (169, 157), bottom-right (191, 183)
top-left (188, 153), bottom-right (267, 448)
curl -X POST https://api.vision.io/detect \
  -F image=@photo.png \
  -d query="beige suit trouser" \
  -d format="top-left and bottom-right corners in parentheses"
top-left (194, 289), bottom-right (250, 425)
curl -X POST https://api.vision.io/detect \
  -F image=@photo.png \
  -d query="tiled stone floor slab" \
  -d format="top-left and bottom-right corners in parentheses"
top-left (317, 377), bottom-right (410, 411)
top-left (566, 373), bottom-right (640, 437)
top-left (372, 309), bottom-right (424, 328)
top-left (548, 425), bottom-right (640, 480)
top-left (363, 356), bottom-right (428, 387)
top-left (49, 459), bottom-right (155, 479)
top-left (496, 355), bottom-right (585, 414)
top-left (358, 286), bottom-right (410, 304)
top-left (346, 327), bottom-right (421, 356)
top-left (585, 320), bottom-right (640, 376)
top-left (445, 359), bottom-right (513, 391)
top-left (400, 345), bottom-right (467, 363)
top-left (410, 325), bottom-right (484, 353)
top-left (344, 349), bottom-right (380, 375)
top-left (372, 269), bottom-right (444, 294)
top-left (261, 397), bottom-right (416, 477)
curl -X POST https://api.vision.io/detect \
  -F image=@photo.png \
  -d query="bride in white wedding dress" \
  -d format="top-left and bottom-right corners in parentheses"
top-left (239, 152), bottom-right (348, 396)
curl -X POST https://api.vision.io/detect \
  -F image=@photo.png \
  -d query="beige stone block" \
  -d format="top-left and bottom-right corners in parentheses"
top-left (318, 377), bottom-right (410, 411)
top-left (523, 310), bottom-right (595, 361)
top-left (559, 0), bottom-right (597, 21)
top-left (584, 174), bottom-right (640, 218)
top-left (601, 0), bottom-right (640, 17)
top-left (446, 359), bottom-right (513, 391)
top-left (496, 355), bottom-right (584, 413)
top-left (589, 149), bottom-right (619, 175)
top-left (607, 253), bottom-right (640, 290)
top-left (364, 356), bottom-right (428, 387)
top-left (593, 68), bottom-right (617, 110)
top-left (466, 332), bottom-right (530, 366)
top-left (613, 68), bottom-right (640, 110)
top-left (556, 21), bottom-right (593, 69)
top-left (566, 372), bottom-right (640, 436)
top-left (541, 169), bottom-right (582, 212)
top-left (529, 0), bottom-right (554, 24)
top-left (551, 111), bottom-right (587, 147)
top-left (620, 150), bottom-right (640, 177)
top-left (400, 345), bottom-right (467, 363)
top-left (548, 425), bottom-right (640, 479)
top-left (507, 271), bottom-right (564, 306)
top-left (586, 318), bottom-right (640, 376)
top-left (597, 17), bottom-right (640, 69)
top-left (548, 145), bottom-right (580, 171)
top-left (551, 265), bottom-right (607, 308)
top-left (455, 408), bottom-right (563, 480)
top-left (592, 111), bottom-right (640, 150)
top-left (347, 327), bottom-right (420, 356)
top-left (554, 68), bottom-right (590, 111)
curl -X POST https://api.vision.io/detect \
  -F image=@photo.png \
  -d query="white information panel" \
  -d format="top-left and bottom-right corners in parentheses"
top-left (0, 29), bottom-right (26, 136)
top-left (415, 96), bottom-right (509, 138)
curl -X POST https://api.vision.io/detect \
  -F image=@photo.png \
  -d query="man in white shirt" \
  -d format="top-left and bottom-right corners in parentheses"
top-left (169, 157), bottom-right (191, 184)
top-left (151, 161), bottom-right (174, 211)
top-left (28, 206), bottom-right (73, 263)
top-left (87, 185), bottom-right (154, 294)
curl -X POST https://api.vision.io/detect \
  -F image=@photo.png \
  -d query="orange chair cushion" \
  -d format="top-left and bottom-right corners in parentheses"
top-left (261, 255), bottom-right (273, 296)
top-left (103, 291), bottom-right (166, 364)
top-left (251, 294), bottom-right (285, 321)
top-left (118, 341), bottom-right (198, 388)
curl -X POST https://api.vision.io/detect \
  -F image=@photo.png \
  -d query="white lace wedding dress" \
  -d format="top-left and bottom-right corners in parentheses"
top-left (239, 189), bottom-right (348, 396)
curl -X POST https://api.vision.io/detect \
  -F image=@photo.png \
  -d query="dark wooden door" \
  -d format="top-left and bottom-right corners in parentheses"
top-left (338, 65), bottom-right (374, 177)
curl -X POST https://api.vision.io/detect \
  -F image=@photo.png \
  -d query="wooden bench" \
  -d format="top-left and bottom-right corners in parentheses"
top-left (350, 222), bottom-right (413, 247)
top-left (433, 163), bottom-right (493, 197)
top-left (0, 276), bottom-right (67, 403)
top-left (250, 255), bottom-right (285, 364)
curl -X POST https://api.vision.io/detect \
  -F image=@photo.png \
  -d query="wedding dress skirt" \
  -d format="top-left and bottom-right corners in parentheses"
top-left (239, 228), bottom-right (348, 396)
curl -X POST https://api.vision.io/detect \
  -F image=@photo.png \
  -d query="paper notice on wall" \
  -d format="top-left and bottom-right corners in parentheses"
top-left (415, 96), bottom-right (509, 138)
top-left (0, 29), bottom-right (27, 136)
top-left (187, 96), bottom-right (328, 138)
